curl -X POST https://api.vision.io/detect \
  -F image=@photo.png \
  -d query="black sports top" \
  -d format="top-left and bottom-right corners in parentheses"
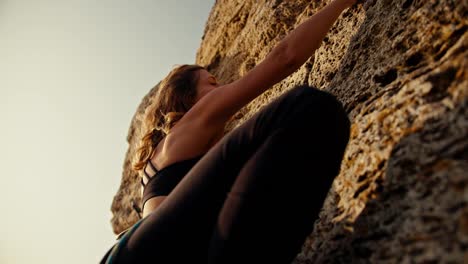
top-left (141, 155), bottom-right (203, 208)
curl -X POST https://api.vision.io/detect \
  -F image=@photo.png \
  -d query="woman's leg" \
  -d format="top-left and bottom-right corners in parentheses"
top-left (117, 85), bottom-right (350, 263)
top-left (207, 99), bottom-right (350, 263)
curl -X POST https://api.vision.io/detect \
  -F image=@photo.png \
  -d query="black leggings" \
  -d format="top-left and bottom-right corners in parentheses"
top-left (117, 85), bottom-right (350, 264)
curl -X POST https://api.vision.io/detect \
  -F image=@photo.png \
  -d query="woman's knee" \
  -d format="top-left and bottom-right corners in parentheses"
top-left (285, 85), bottom-right (349, 128)
top-left (239, 85), bottom-right (349, 146)
top-left (298, 85), bottom-right (343, 111)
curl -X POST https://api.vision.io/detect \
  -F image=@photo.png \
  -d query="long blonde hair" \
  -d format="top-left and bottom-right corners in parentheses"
top-left (133, 64), bottom-right (204, 171)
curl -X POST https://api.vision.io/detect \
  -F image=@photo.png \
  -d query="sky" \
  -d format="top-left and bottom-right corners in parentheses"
top-left (0, 0), bottom-right (215, 263)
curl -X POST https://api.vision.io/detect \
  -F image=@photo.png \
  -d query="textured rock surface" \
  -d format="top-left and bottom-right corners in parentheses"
top-left (110, 0), bottom-right (467, 262)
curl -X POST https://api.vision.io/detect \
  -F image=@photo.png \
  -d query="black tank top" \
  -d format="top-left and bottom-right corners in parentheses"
top-left (141, 155), bottom-right (203, 208)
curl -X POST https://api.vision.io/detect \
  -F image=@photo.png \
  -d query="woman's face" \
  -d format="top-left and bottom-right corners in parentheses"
top-left (195, 69), bottom-right (219, 102)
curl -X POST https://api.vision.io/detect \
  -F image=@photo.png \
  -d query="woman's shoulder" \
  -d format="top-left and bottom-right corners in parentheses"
top-left (152, 119), bottom-right (222, 167)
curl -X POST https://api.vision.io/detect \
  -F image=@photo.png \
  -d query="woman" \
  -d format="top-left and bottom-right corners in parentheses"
top-left (101, 0), bottom-right (357, 263)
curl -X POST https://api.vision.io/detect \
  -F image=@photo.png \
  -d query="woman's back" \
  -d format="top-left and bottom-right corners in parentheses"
top-left (141, 112), bottom-right (226, 216)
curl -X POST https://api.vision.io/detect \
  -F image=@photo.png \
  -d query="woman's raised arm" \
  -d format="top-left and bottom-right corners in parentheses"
top-left (192, 0), bottom-right (357, 126)
top-left (280, 0), bottom-right (357, 68)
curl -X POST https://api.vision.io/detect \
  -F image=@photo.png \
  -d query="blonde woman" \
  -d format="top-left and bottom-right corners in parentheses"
top-left (101, 0), bottom-right (358, 263)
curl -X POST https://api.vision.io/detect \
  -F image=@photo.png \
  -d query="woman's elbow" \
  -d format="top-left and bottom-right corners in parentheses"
top-left (272, 42), bottom-right (298, 71)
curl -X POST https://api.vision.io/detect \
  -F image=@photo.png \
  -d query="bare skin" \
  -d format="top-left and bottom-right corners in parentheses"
top-left (141, 69), bottom-right (225, 217)
top-left (140, 0), bottom-right (358, 218)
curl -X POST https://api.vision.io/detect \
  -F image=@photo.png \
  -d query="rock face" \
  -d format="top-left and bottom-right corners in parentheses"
top-left (110, 0), bottom-right (467, 262)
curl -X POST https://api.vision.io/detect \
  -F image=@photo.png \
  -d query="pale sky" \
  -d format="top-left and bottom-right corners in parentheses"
top-left (0, 0), bottom-right (215, 263)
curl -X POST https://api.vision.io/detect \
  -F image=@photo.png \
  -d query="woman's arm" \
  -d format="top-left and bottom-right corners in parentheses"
top-left (280, 0), bottom-right (357, 68)
top-left (190, 0), bottom-right (357, 126)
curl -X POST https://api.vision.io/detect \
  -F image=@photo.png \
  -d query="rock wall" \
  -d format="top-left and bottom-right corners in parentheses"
top-left (110, 0), bottom-right (467, 262)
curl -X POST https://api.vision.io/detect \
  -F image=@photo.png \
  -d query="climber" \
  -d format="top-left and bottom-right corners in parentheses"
top-left (100, 0), bottom-right (358, 263)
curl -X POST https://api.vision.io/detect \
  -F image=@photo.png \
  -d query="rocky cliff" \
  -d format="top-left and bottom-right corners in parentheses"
top-left (110, 0), bottom-right (467, 262)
